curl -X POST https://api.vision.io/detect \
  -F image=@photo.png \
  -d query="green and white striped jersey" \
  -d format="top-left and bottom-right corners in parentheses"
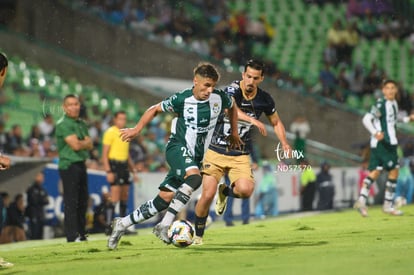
top-left (369, 97), bottom-right (398, 147)
top-left (161, 88), bottom-right (233, 161)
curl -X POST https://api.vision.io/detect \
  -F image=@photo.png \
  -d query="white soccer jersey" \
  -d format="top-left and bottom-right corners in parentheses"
top-left (161, 88), bottom-right (233, 161)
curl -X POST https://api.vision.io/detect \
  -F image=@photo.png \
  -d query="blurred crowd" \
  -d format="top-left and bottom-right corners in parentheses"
top-left (75, 0), bottom-right (414, 113)
top-left (314, 1), bottom-right (414, 115)
top-left (77, 0), bottom-right (278, 76)
top-left (0, 92), bottom-right (171, 173)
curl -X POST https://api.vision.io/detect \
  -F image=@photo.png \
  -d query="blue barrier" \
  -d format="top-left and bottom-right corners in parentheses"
top-left (42, 164), bottom-right (135, 226)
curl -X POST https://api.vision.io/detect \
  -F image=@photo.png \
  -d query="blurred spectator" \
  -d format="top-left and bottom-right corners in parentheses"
top-left (326, 19), bottom-right (346, 66)
top-left (26, 171), bottom-right (49, 240)
top-left (5, 124), bottom-right (31, 156)
top-left (362, 63), bottom-right (382, 95)
top-left (28, 125), bottom-right (44, 143)
top-left (85, 196), bottom-right (95, 233)
top-left (347, 0), bottom-right (393, 19)
top-left (323, 42), bottom-right (337, 67)
top-left (347, 64), bottom-right (365, 97)
top-left (255, 163), bottom-right (278, 218)
top-left (395, 158), bottom-right (414, 205)
top-left (360, 11), bottom-right (378, 40)
top-left (342, 21), bottom-right (359, 65)
top-left (316, 162), bottom-right (335, 210)
top-left (29, 138), bottom-right (45, 157)
top-left (346, 0), bottom-right (360, 19)
top-left (89, 119), bottom-right (104, 160)
top-left (396, 83), bottom-right (413, 116)
top-left (319, 62), bottom-right (337, 97)
top-left (78, 94), bottom-right (88, 120)
top-left (230, 10), bottom-right (249, 42)
top-left (377, 16), bottom-right (393, 41)
top-left (38, 114), bottom-right (55, 139)
top-left (0, 194), bottom-right (26, 244)
top-left (337, 66), bottom-right (350, 97)
top-left (0, 192), bottom-right (10, 234)
top-left (300, 159), bottom-right (316, 211)
top-left (101, 109), bottom-right (112, 131)
top-left (408, 31), bottom-right (414, 56)
top-left (129, 135), bottom-right (148, 171)
top-left (42, 137), bottom-right (58, 158)
top-left (168, 6), bottom-right (194, 39)
top-left (290, 115), bottom-right (310, 163)
top-left (92, 190), bottom-right (115, 235)
top-left (27, 125), bottom-right (46, 157)
top-left (389, 15), bottom-right (411, 39)
top-left (0, 120), bottom-right (6, 152)
top-left (246, 16), bottom-right (269, 45)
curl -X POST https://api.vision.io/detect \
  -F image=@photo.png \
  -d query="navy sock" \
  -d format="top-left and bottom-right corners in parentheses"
top-left (223, 186), bottom-right (240, 198)
top-left (194, 215), bottom-right (208, 237)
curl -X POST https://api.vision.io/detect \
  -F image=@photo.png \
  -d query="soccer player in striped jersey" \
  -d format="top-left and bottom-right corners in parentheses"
top-left (0, 53), bottom-right (14, 268)
top-left (355, 80), bottom-right (414, 217)
top-left (107, 62), bottom-right (242, 249)
top-left (0, 52), bottom-right (11, 171)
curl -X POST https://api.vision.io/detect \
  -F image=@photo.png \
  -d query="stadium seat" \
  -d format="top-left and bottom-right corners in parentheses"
top-left (345, 95), bottom-right (361, 110)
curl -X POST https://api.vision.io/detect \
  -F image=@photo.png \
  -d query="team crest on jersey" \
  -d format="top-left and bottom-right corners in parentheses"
top-left (176, 169), bottom-right (181, 176)
top-left (212, 103), bottom-right (220, 114)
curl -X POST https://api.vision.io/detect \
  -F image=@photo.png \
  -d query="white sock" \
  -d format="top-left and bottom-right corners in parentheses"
top-left (359, 187), bottom-right (369, 205)
top-left (121, 199), bottom-right (160, 227)
top-left (160, 184), bottom-right (192, 226)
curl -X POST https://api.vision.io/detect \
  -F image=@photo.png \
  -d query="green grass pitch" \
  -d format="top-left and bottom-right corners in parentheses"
top-left (1, 205), bottom-right (414, 274)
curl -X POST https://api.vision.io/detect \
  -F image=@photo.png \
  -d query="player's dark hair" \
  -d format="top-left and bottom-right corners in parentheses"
top-left (0, 53), bottom-right (8, 70)
top-left (63, 94), bottom-right (79, 102)
top-left (193, 62), bottom-right (220, 82)
top-left (245, 59), bottom-right (265, 76)
top-left (114, 110), bottom-right (126, 118)
top-left (382, 79), bottom-right (397, 88)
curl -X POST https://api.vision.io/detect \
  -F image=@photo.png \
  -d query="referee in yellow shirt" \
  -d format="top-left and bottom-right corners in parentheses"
top-left (102, 111), bottom-right (137, 217)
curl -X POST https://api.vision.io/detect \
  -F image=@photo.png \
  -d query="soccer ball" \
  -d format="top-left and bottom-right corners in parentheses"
top-left (168, 220), bottom-right (194, 248)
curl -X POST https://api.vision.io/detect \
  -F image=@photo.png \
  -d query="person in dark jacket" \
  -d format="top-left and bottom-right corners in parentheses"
top-left (0, 192), bottom-right (10, 234)
top-left (92, 191), bottom-right (114, 235)
top-left (0, 194), bottom-right (26, 243)
top-left (26, 171), bottom-right (49, 239)
top-left (316, 162), bottom-right (335, 210)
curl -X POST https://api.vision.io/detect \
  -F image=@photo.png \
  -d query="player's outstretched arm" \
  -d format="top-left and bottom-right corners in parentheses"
top-left (0, 154), bottom-right (11, 170)
top-left (268, 112), bottom-right (291, 152)
top-left (120, 103), bottom-right (163, 142)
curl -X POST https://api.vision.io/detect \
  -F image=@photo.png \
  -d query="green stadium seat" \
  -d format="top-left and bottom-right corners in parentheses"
top-left (361, 95), bottom-right (375, 111)
top-left (346, 95), bottom-right (361, 110)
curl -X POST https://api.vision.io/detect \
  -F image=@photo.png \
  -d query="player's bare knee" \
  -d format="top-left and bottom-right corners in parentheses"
top-left (234, 184), bottom-right (254, 198)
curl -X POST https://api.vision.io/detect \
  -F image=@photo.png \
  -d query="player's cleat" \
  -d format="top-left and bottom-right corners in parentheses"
top-left (215, 183), bottom-right (228, 216)
top-left (193, 236), bottom-right (203, 245)
top-left (153, 223), bottom-right (171, 244)
top-left (107, 218), bottom-right (126, 250)
top-left (0, 258), bottom-right (14, 268)
top-left (383, 207), bottom-right (403, 216)
top-left (353, 201), bottom-right (368, 217)
top-left (75, 235), bottom-right (88, 242)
